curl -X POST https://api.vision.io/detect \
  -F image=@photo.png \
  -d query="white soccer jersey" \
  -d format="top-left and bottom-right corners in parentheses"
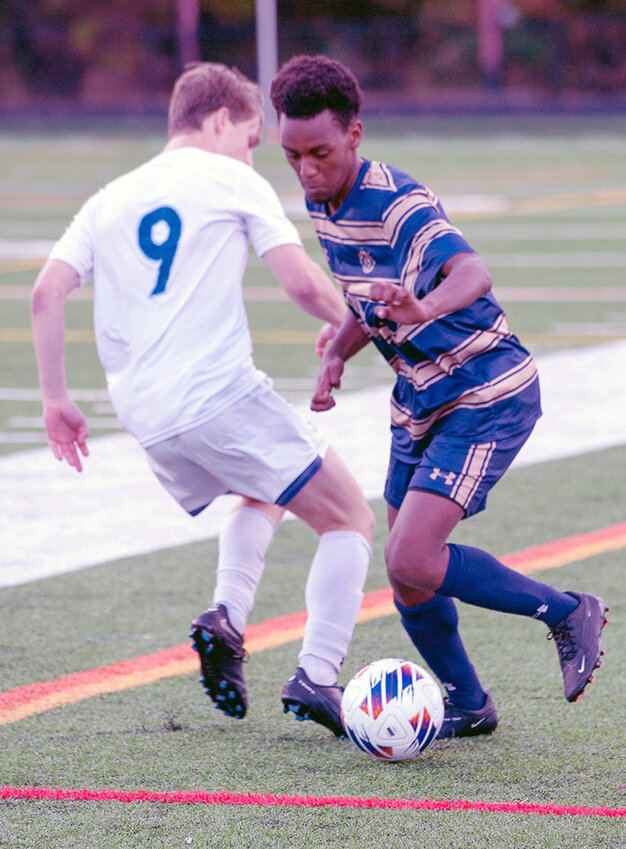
top-left (50, 147), bottom-right (302, 446)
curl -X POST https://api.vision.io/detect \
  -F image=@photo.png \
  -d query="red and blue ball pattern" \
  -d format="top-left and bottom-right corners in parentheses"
top-left (341, 658), bottom-right (444, 761)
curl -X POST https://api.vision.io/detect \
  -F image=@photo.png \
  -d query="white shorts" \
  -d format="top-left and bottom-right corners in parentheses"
top-left (144, 382), bottom-right (328, 515)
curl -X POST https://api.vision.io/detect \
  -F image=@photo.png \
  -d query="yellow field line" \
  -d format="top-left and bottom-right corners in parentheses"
top-left (0, 328), bottom-right (319, 344)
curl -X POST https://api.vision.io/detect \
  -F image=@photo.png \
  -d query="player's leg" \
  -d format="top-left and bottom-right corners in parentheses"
top-left (386, 492), bottom-right (496, 738)
top-left (387, 426), bottom-right (608, 713)
top-left (211, 498), bottom-right (285, 634)
top-left (151, 387), bottom-right (373, 731)
top-left (388, 487), bottom-right (578, 623)
top-left (279, 447), bottom-right (374, 736)
top-left (194, 499), bottom-right (282, 708)
top-left (144, 437), bottom-right (258, 718)
top-left (190, 499), bottom-right (285, 721)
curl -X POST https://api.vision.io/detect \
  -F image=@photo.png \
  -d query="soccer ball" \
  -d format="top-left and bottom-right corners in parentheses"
top-left (341, 658), bottom-right (444, 761)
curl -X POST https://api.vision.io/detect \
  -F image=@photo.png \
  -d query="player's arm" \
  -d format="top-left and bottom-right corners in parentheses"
top-left (31, 259), bottom-right (90, 472)
top-left (369, 252), bottom-right (492, 324)
top-left (263, 243), bottom-right (348, 328)
top-left (311, 310), bottom-right (371, 412)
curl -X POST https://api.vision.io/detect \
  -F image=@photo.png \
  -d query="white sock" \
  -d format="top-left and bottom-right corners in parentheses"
top-left (212, 507), bottom-right (277, 634)
top-left (299, 530), bottom-right (371, 685)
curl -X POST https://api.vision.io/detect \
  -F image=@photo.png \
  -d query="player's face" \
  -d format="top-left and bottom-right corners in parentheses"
top-left (279, 110), bottom-right (363, 213)
top-left (222, 112), bottom-right (262, 165)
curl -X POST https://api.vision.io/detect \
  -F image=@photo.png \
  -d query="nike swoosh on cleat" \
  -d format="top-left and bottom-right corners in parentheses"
top-left (577, 656), bottom-right (586, 674)
top-left (470, 718), bottom-right (486, 729)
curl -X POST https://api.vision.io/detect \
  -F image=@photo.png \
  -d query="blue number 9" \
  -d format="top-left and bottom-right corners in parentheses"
top-left (138, 206), bottom-right (182, 296)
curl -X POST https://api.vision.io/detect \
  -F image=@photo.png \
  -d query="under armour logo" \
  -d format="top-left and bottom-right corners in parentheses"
top-left (429, 468), bottom-right (457, 486)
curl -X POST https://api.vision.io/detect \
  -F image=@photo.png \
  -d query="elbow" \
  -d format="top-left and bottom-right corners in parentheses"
top-left (31, 279), bottom-right (61, 319)
top-left (31, 260), bottom-right (79, 318)
top-left (31, 281), bottom-right (49, 318)
top-left (481, 267), bottom-right (493, 297)
top-left (283, 274), bottom-right (317, 305)
top-left (471, 256), bottom-right (492, 297)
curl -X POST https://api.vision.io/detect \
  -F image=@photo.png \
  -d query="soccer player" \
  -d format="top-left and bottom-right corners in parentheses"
top-left (31, 62), bottom-right (375, 737)
top-left (270, 55), bottom-right (609, 738)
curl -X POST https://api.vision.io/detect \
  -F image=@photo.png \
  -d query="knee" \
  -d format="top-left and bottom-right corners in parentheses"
top-left (340, 500), bottom-right (375, 545)
top-left (385, 533), bottom-right (417, 589)
top-left (384, 533), bottom-right (444, 592)
top-left (316, 494), bottom-right (374, 543)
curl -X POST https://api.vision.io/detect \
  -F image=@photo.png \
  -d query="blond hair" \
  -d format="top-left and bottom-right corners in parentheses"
top-left (168, 63), bottom-right (262, 136)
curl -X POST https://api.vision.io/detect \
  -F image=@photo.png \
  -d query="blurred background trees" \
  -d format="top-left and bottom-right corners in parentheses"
top-left (0, 0), bottom-right (624, 111)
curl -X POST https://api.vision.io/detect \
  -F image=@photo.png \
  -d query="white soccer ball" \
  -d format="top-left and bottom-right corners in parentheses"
top-left (341, 658), bottom-right (444, 761)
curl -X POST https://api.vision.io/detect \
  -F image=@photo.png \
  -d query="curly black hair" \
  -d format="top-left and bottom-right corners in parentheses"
top-left (270, 55), bottom-right (363, 129)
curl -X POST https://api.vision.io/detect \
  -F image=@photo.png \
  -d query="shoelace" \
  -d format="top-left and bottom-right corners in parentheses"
top-left (547, 621), bottom-right (577, 661)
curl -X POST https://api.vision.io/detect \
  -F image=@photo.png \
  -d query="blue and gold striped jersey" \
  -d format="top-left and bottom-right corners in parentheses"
top-left (307, 159), bottom-right (542, 460)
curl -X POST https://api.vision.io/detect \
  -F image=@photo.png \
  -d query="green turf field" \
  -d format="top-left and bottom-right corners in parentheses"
top-left (1, 118), bottom-right (625, 847)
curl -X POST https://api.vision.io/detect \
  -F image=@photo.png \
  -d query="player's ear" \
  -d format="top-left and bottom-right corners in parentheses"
top-left (213, 106), bottom-right (230, 134)
top-left (348, 119), bottom-right (363, 150)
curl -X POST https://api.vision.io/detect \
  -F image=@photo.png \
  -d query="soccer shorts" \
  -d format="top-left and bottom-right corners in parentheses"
top-left (145, 383), bottom-right (328, 515)
top-left (384, 425), bottom-right (535, 517)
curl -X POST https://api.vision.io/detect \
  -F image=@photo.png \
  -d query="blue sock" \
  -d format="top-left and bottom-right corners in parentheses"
top-left (439, 544), bottom-right (578, 627)
top-left (395, 594), bottom-right (486, 710)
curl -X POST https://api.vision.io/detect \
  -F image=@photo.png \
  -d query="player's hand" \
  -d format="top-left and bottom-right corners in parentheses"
top-left (368, 282), bottom-right (430, 325)
top-left (311, 351), bottom-right (344, 411)
top-left (43, 399), bottom-right (90, 472)
top-left (315, 322), bottom-right (337, 357)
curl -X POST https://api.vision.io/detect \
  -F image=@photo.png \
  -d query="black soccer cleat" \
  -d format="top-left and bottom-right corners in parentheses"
top-left (281, 667), bottom-right (346, 737)
top-left (190, 604), bottom-right (248, 719)
top-left (548, 591), bottom-right (609, 703)
top-left (437, 691), bottom-right (499, 739)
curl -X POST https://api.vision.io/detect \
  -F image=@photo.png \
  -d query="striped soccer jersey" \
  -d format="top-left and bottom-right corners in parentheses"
top-left (307, 159), bottom-right (542, 460)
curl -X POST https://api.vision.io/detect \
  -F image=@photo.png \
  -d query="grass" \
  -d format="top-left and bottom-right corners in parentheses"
top-left (1, 448), bottom-right (624, 846)
top-left (1, 119), bottom-right (625, 846)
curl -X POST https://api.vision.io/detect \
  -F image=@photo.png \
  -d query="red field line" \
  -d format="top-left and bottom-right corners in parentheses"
top-left (1, 785), bottom-right (624, 817)
top-left (1, 522), bottom-right (624, 726)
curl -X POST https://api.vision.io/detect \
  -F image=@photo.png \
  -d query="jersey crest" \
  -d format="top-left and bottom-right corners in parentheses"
top-left (358, 247), bottom-right (376, 274)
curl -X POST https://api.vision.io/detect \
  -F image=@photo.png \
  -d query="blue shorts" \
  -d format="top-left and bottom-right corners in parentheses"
top-left (384, 425), bottom-right (534, 517)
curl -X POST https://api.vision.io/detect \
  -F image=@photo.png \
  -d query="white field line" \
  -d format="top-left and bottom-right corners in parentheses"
top-left (0, 388), bottom-right (110, 401)
top-left (466, 223), bottom-right (626, 240)
top-left (482, 253), bottom-right (626, 268)
top-left (1, 340), bottom-right (626, 589)
top-left (2, 244), bottom-right (626, 269)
